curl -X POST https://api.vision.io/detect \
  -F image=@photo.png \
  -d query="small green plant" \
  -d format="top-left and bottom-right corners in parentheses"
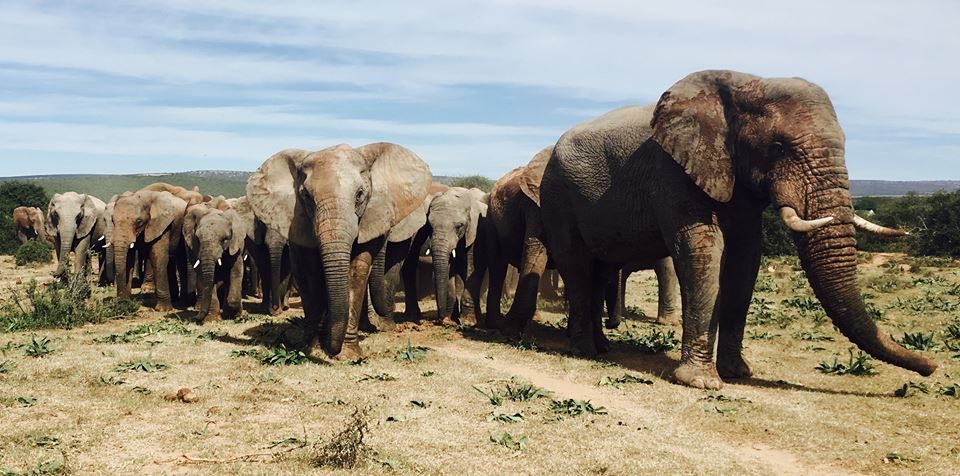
top-left (312, 408), bottom-right (369, 469)
top-left (884, 452), bottom-right (920, 464)
top-left (939, 383), bottom-right (960, 398)
top-left (357, 372), bottom-right (397, 382)
top-left (816, 349), bottom-right (877, 376)
top-left (98, 375), bottom-right (127, 386)
top-left (944, 320), bottom-right (960, 342)
top-left (16, 396), bottom-right (37, 407)
top-left (549, 399), bottom-right (608, 417)
top-left (617, 327), bottom-right (680, 353)
top-left (897, 332), bottom-right (937, 351)
top-left (598, 374), bottom-right (654, 389)
top-left (473, 385), bottom-right (503, 406)
top-left (114, 354), bottom-right (169, 373)
top-left (864, 302), bottom-right (885, 321)
top-left (394, 339), bottom-right (429, 362)
top-left (14, 240), bottom-right (53, 266)
top-left (893, 382), bottom-right (930, 398)
top-left (260, 344), bottom-right (306, 366)
top-left (25, 335), bottom-right (53, 357)
top-left (795, 330), bottom-right (834, 342)
top-left (490, 431), bottom-right (528, 451)
top-left (487, 411), bottom-right (524, 423)
top-left (745, 330), bottom-right (778, 340)
top-left (408, 400), bottom-right (430, 409)
top-left (0, 360), bottom-right (15, 373)
top-left (623, 306), bottom-right (646, 319)
top-left (504, 380), bottom-right (549, 402)
top-left (230, 348), bottom-right (260, 358)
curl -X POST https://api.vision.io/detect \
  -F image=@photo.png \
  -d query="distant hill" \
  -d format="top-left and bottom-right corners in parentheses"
top-left (1, 171), bottom-right (956, 200)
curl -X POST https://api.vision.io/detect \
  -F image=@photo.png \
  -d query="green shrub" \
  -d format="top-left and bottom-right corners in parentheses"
top-left (0, 181), bottom-right (49, 255)
top-left (0, 274), bottom-right (139, 332)
top-left (14, 240), bottom-right (53, 266)
top-left (448, 175), bottom-right (495, 192)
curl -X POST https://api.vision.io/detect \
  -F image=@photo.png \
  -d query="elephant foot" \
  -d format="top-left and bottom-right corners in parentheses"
top-left (332, 342), bottom-right (364, 362)
top-left (154, 302), bottom-right (174, 313)
top-left (305, 336), bottom-right (325, 360)
top-left (571, 333), bottom-right (599, 358)
top-left (201, 313), bottom-right (223, 325)
top-left (656, 312), bottom-right (681, 326)
top-left (717, 353), bottom-right (753, 380)
top-left (605, 315), bottom-right (622, 330)
top-left (674, 362), bottom-right (723, 390)
top-left (459, 312), bottom-right (478, 328)
top-left (268, 306), bottom-right (284, 317)
top-left (401, 308), bottom-right (421, 323)
top-left (370, 314), bottom-right (397, 332)
top-left (594, 330), bottom-right (611, 354)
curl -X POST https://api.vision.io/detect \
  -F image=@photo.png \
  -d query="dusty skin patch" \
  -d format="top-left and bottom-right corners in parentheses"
top-left (0, 253), bottom-right (958, 474)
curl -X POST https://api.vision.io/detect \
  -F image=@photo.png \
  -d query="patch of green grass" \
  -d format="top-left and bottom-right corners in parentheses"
top-left (897, 332), bottom-right (937, 351)
top-left (394, 339), bottom-right (429, 362)
top-left (16, 396), bottom-right (37, 407)
top-left (884, 452), bottom-right (920, 464)
top-left (864, 302), bottom-right (885, 321)
top-left (114, 354), bottom-right (169, 373)
top-left (816, 349), bottom-right (877, 376)
top-left (597, 373), bottom-right (654, 389)
top-left (260, 344), bottom-right (306, 366)
top-left (473, 385), bottom-right (503, 406)
top-left (944, 320), bottom-right (960, 343)
top-left (490, 432), bottom-right (528, 451)
top-left (0, 360), bottom-right (15, 373)
top-left (487, 411), bottom-right (524, 423)
top-left (616, 327), bottom-right (680, 353)
top-left (504, 380), bottom-right (549, 402)
top-left (24, 336), bottom-right (53, 358)
top-left (357, 373), bottom-right (397, 383)
top-left (745, 330), bottom-right (778, 341)
top-left (549, 399), bottom-right (608, 417)
top-left (939, 383), bottom-right (960, 398)
top-left (230, 348), bottom-right (260, 358)
top-left (795, 330), bottom-right (834, 342)
top-left (1, 276), bottom-right (139, 332)
top-left (93, 322), bottom-right (187, 344)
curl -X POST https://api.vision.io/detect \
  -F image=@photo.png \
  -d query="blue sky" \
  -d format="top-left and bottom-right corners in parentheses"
top-left (0, 0), bottom-right (957, 179)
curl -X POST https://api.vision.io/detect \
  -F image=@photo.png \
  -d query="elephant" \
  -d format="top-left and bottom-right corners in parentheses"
top-left (140, 183), bottom-right (208, 208)
top-left (44, 192), bottom-right (107, 278)
top-left (228, 196), bottom-right (294, 315)
top-left (112, 190), bottom-right (189, 311)
top-left (247, 143), bottom-right (432, 360)
top-left (485, 146), bottom-right (553, 334)
top-left (13, 206), bottom-right (48, 244)
top-left (100, 195), bottom-right (120, 286)
top-left (183, 201), bottom-right (247, 323)
top-left (604, 257), bottom-right (681, 329)
top-left (539, 70), bottom-right (935, 389)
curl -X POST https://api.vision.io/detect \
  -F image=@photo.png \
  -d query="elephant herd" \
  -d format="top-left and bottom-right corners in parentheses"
top-left (12, 70), bottom-right (939, 389)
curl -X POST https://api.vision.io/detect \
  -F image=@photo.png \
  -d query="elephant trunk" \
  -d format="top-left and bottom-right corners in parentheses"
top-left (55, 226), bottom-right (75, 277)
top-left (104, 239), bottom-right (116, 283)
top-left (114, 239), bottom-right (133, 299)
top-left (789, 156), bottom-right (936, 376)
top-left (268, 241), bottom-right (285, 315)
top-left (368, 241), bottom-right (392, 316)
top-left (196, 255), bottom-right (218, 319)
top-left (431, 235), bottom-right (453, 319)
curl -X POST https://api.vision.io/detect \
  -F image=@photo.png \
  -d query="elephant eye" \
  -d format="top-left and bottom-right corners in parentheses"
top-left (770, 141), bottom-right (787, 158)
top-left (355, 188), bottom-right (365, 205)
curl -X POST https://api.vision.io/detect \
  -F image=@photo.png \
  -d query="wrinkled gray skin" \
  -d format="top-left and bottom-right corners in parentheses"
top-left (247, 143), bottom-right (431, 360)
top-left (183, 203), bottom-right (246, 323)
top-left (228, 197), bottom-right (293, 316)
top-left (540, 70), bottom-right (934, 389)
top-left (604, 257), bottom-right (681, 329)
top-left (45, 192), bottom-right (107, 278)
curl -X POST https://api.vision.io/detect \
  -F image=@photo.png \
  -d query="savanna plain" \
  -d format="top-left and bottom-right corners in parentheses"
top-left (1, 253), bottom-right (959, 475)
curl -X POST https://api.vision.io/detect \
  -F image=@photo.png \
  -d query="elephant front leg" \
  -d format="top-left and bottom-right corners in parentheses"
top-left (461, 242), bottom-right (486, 327)
top-left (74, 237), bottom-right (91, 276)
top-left (222, 258), bottom-right (245, 320)
top-left (290, 244), bottom-right (326, 355)
top-left (604, 269), bottom-right (623, 330)
top-left (672, 225), bottom-right (725, 390)
top-left (505, 222), bottom-right (548, 336)
top-left (148, 237), bottom-right (174, 312)
top-left (334, 240), bottom-right (380, 361)
top-left (715, 223), bottom-right (762, 380)
top-left (655, 258), bottom-right (682, 325)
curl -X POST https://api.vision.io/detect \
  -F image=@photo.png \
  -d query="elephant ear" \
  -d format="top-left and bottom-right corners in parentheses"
top-left (145, 192), bottom-right (186, 243)
top-left (246, 149), bottom-right (312, 244)
top-left (465, 190), bottom-right (488, 248)
top-left (77, 195), bottom-right (99, 237)
top-left (227, 197), bottom-right (257, 241)
top-left (182, 206), bottom-right (209, 253)
top-left (44, 195), bottom-right (59, 237)
top-left (518, 146), bottom-right (553, 207)
top-left (387, 193), bottom-right (431, 243)
top-left (356, 143), bottom-right (432, 244)
top-left (226, 210), bottom-right (246, 256)
top-left (30, 208), bottom-right (45, 233)
top-left (650, 70), bottom-right (759, 203)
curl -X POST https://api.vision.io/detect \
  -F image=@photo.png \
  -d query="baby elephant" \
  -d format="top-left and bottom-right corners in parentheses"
top-left (183, 202), bottom-right (247, 323)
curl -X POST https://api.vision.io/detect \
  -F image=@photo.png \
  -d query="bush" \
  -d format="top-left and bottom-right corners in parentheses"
top-left (14, 240), bottom-right (53, 266)
top-left (0, 181), bottom-right (49, 255)
top-left (0, 273), bottom-right (139, 332)
top-left (449, 175), bottom-right (495, 192)
top-left (761, 207), bottom-right (795, 256)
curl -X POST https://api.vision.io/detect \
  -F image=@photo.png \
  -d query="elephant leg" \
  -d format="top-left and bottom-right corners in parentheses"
top-left (142, 258), bottom-right (155, 293)
top-left (167, 249), bottom-right (181, 304)
top-left (335, 239), bottom-right (381, 361)
top-left (206, 282), bottom-right (222, 322)
top-left (505, 218), bottom-right (548, 336)
top-left (369, 240), bottom-right (406, 330)
top-left (604, 269), bottom-right (622, 329)
top-left (655, 258), bottom-right (682, 325)
top-left (74, 237), bottom-right (91, 276)
top-left (462, 241), bottom-right (486, 327)
top-left (254, 245), bottom-right (273, 314)
top-left (671, 224), bottom-right (725, 390)
top-left (290, 243), bottom-right (326, 353)
top-left (149, 237), bottom-right (174, 312)
top-left (401, 228), bottom-right (428, 322)
top-left (715, 222), bottom-right (762, 380)
top-left (484, 247), bottom-right (508, 329)
top-left (223, 258), bottom-right (244, 320)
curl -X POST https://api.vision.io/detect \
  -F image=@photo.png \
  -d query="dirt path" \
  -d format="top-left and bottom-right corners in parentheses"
top-left (436, 343), bottom-right (863, 476)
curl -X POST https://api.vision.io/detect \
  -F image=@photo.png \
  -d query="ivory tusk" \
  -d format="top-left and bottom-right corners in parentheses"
top-left (104, 242), bottom-right (112, 248)
top-left (451, 249), bottom-right (456, 258)
top-left (129, 243), bottom-right (135, 249)
top-left (853, 215), bottom-right (909, 237)
top-left (243, 254), bottom-right (248, 261)
top-left (217, 258), bottom-right (222, 266)
top-left (425, 248), bottom-right (431, 256)
top-left (98, 235), bottom-right (106, 242)
top-left (194, 260), bottom-right (201, 269)
top-left (780, 207), bottom-right (834, 233)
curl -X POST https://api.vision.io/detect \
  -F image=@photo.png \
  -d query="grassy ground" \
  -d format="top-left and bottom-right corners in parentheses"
top-left (1, 253), bottom-right (958, 475)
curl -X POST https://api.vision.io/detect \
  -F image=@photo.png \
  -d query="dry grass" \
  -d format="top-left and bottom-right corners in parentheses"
top-left (1, 253), bottom-right (959, 475)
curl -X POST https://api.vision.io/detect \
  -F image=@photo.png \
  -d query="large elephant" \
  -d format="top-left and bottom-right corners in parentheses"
top-left (247, 143), bottom-right (431, 360)
top-left (183, 201), bottom-right (246, 323)
top-left (45, 192), bottom-right (107, 278)
top-left (540, 70), bottom-right (935, 389)
top-left (228, 196), bottom-right (293, 315)
top-left (605, 258), bottom-right (681, 329)
top-left (112, 190), bottom-right (189, 311)
top-left (140, 183), bottom-right (208, 208)
top-left (485, 146), bottom-right (553, 333)
top-left (13, 207), bottom-right (48, 244)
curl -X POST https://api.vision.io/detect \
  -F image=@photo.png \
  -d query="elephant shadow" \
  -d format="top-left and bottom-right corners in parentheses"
top-left (209, 317), bottom-right (332, 365)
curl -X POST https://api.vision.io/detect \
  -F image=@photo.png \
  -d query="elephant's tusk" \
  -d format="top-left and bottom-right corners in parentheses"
top-left (425, 248), bottom-right (431, 256)
top-left (104, 242), bottom-right (112, 248)
top-left (451, 249), bottom-right (456, 258)
top-left (217, 258), bottom-right (222, 266)
top-left (194, 260), bottom-right (201, 269)
top-left (98, 235), bottom-right (106, 242)
top-left (853, 215), bottom-right (909, 237)
top-left (129, 243), bottom-right (135, 249)
top-left (780, 207), bottom-right (834, 233)
top-left (243, 254), bottom-right (248, 261)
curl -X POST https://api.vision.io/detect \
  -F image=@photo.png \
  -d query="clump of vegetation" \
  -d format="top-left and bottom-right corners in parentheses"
top-left (503, 380), bottom-right (549, 402)
top-left (0, 360), bottom-right (15, 373)
top-left (24, 335), bottom-right (53, 358)
top-left (260, 344), bottom-right (307, 366)
top-left (893, 382), bottom-right (930, 398)
top-left (490, 431), bottom-right (528, 451)
top-left (598, 373), bottom-right (654, 389)
top-left (357, 373), bottom-right (397, 382)
top-left (114, 354), bottom-right (169, 373)
top-left (617, 327), bottom-right (680, 353)
top-left (448, 175), bottom-right (495, 192)
top-left (313, 408), bottom-right (369, 469)
top-left (487, 411), bottom-right (524, 423)
top-left (897, 332), bottom-right (937, 351)
top-left (0, 181), bottom-right (49, 255)
top-left (939, 383), bottom-right (960, 398)
top-left (394, 339), bottom-right (430, 362)
top-left (1, 275), bottom-right (139, 332)
top-left (550, 399), bottom-right (608, 417)
top-left (473, 385), bottom-right (504, 406)
top-left (816, 349), bottom-right (877, 376)
top-left (14, 240), bottom-right (53, 267)
top-left (93, 322), bottom-right (188, 344)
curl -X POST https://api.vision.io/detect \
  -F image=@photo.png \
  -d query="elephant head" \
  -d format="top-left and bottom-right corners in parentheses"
top-left (183, 204), bottom-right (246, 319)
top-left (112, 190), bottom-right (187, 299)
top-left (649, 70), bottom-right (935, 375)
top-left (45, 192), bottom-right (106, 276)
top-left (426, 187), bottom-right (488, 317)
top-left (247, 143), bottom-right (431, 356)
